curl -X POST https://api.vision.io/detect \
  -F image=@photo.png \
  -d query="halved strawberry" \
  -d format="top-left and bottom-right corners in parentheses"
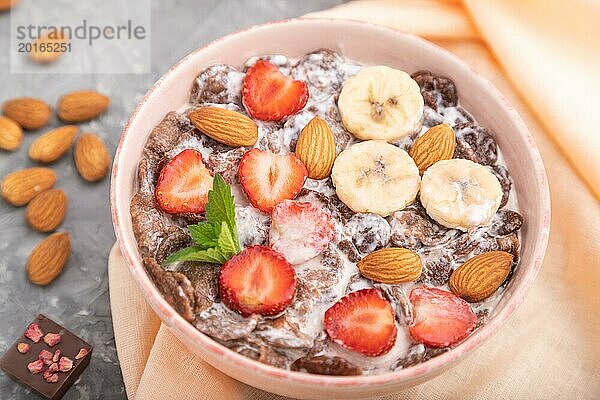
top-left (242, 60), bottom-right (309, 121)
top-left (238, 148), bottom-right (307, 213)
top-left (269, 200), bottom-right (335, 264)
top-left (219, 245), bottom-right (297, 317)
top-left (324, 289), bottom-right (397, 357)
top-left (409, 285), bottom-right (477, 348)
top-left (155, 149), bottom-right (213, 214)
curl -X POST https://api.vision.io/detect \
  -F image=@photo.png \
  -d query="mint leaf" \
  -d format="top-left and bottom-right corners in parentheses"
top-left (165, 246), bottom-right (227, 264)
top-left (216, 221), bottom-right (237, 260)
top-left (188, 222), bottom-right (219, 249)
top-left (205, 174), bottom-right (240, 252)
top-left (164, 173), bottom-right (241, 265)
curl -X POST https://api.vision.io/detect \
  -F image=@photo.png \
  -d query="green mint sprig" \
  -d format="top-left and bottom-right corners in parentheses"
top-left (165, 174), bottom-right (241, 264)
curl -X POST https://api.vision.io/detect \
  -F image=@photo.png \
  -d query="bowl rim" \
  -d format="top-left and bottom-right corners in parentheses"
top-left (110, 18), bottom-right (551, 387)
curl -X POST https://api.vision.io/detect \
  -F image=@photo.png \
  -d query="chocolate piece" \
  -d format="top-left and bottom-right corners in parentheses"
top-left (0, 315), bottom-right (93, 400)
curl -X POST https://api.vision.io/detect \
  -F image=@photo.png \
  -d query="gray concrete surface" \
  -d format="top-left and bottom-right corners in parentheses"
top-left (0, 1), bottom-right (344, 398)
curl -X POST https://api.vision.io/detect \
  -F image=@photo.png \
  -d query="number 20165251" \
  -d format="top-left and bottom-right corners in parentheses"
top-left (18, 42), bottom-right (71, 53)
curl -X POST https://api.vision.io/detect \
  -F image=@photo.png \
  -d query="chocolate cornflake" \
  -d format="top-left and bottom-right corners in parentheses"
top-left (291, 355), bottom-right (362, 376)
top-left (454, 122), bottom-right (498, 166)
top-left (411, 70), bottom-right (458, 110)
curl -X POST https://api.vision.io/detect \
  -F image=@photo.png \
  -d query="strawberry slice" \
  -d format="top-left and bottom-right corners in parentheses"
top-left (409, 285), bottom-right (477, 348)
top-left (324, 289), bottom-right (397, 357)
top-left (269, 200), bottom-right (335, 264)
top-left (242, 60), bottom-right (309, 121)
top-left (219, 245), bottom-right (297, 317)
top-left (155, 149), bottom-right (214, 214)
top-left (238, 148), bottom-right (307, 213)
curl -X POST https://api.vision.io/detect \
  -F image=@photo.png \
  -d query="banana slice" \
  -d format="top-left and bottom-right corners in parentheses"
top-left (420, 159), bottom-right (503, 231)
top-left (331, 140), bottom-right (420, 217)
top-left (338, 66), bottom-right (424, 142)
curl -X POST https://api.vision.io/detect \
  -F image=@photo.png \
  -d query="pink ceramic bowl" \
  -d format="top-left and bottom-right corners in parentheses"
top-left (111, 19), bottom-right (550, 399)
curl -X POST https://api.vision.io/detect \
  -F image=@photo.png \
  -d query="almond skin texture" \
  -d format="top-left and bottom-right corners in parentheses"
top-left (27, 232), bottom-right (70, 286)
top-left (73, 133), bottom-right (110, 182)
top-left (30, 32), bottom-right (68, 64)
top-left (1, 168), bottom-right (57, 206)
top-left (295, 116), bottom-right (336, 180)
top-left (188, 107), bottom-right (258, 147)
top-left (0, 116), bottom-right (23, 151)
top-left (57, 91), bottom-right (110, 122)
top-left (449, 251), bottom-right (513, 302)
top-left (357, 247), bottom-right (422, 284)
top-left (29, 125), bottom-right (78, 163)
top-left (25, 189), bottom-right (68, 232)
top-left (409, 123), bottom-right (456, 174)
top-left (2, 97), bottom-right (52, 130)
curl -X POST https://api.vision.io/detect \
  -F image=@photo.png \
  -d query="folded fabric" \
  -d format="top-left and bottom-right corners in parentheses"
top-left (307, 0), bottom-right (600, 201)
top-left (110, 1), bottom-right (600, 398)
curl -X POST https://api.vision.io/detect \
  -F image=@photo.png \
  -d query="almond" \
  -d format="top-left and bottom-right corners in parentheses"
top-left (188, 106), bottom-right (258, 147)
top-left (409, 123), bottom-right (456, 174)
top-left (2, 97), bottom-right (52, 130)
top-left (27, 232), bottom-right (70, 286)
top-left (295, 116), bottom-right (336, 180)
top-left (1, 168), bottom-right (57, 206)
top-left (449, 251), bottom-right (513, 302)
top-left (29, 125), bottom-right (78, 163)
top-left (357, 247), bottom-right (422, 284)
top-left (57, 91), bottom-right (110, 122)
top-left (0, 0), bottom-right (18, 11)
top-left (29, 32), bottom-right (69, 64)
top-left (0, 116), bottom-right (23, 151)
top-left (25, 189), bottom-right (68, 232)
top-left (73, 132), bottom-right (110, 182)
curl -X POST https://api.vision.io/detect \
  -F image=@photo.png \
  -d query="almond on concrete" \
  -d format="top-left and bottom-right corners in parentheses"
top-left (73, 132), bottom-right (109, 182)
top-left (449, 251), bottom-right (513, 302)
top-left (57, 91), bottom-right (110, 122)
top-left (2, 97), bottom-right (52, 130)
top-left (1, 168), bottom-right (57, 206)
top-left (30, 32), bottom-right (69, 64)
top-left (188, 106), bottom-right (258, 147)
top-left (295, 116), bottom-right (336, 180)
top-left (357, 247), bottom-right (422, 284)
top-left (25, 189), bottom-right (68, 232)
top-left (409, 123), bottom-right (456, 175)
top-left (0, 116), bottom-right (23, 151)
top-left (0, 0), bottom-right (18, 11)
top-left (29, 125), bottom-right (78, 163)
top-left (27, 232), bottom-right (70, 286)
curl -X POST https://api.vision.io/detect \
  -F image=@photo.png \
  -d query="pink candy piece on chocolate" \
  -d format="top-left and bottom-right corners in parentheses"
top-left (16, 343), bottom-right (30, 354)
top-left (38, 349), bottom-right (53, 365)
top-left (27, 359), bottom-right (44, 374)
top-left (75, 348), bottom-right (89, 360)
top-left (43, 371), bottom-right (59, 383)
top-left (24, 323), bottom-right (43, 343)
top-left (58, 357), bottom-right (73, 372)
top-left (43, 333), bottom-right (62, 347)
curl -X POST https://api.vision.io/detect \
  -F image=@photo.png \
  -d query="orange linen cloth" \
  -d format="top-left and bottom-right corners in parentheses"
top-left (109, 1), bottom-right (600, 399)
